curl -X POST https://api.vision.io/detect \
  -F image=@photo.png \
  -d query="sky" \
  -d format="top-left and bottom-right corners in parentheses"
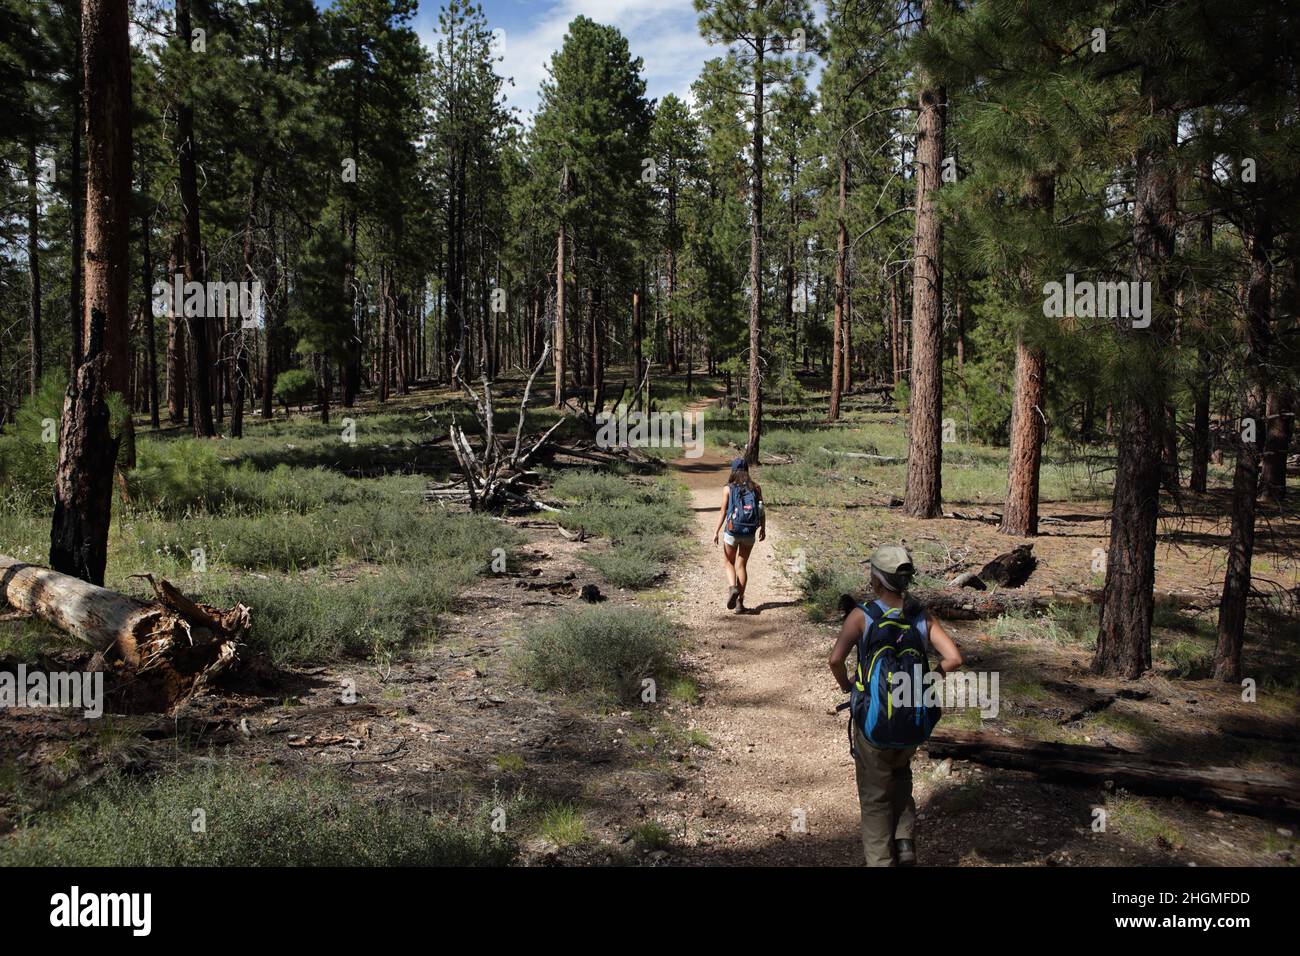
top-left (415, 0), bottom-right (717, 121)
top-left (308, 0), bottom-right (719, 121)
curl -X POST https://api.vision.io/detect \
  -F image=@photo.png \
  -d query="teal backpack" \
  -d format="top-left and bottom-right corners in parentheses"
top-left (847, 601), bottom-right (941, 753)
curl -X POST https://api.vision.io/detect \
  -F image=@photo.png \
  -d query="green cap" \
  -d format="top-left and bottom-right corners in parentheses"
top-left (869, 545), bottom-right (914, 578)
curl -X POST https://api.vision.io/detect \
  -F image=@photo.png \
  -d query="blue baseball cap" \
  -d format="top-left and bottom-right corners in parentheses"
top-left (731, 458), bottom-right (747, 470)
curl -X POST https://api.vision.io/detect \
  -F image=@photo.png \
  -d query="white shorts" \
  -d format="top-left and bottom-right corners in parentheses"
top-left (723, 531), bottom-right (757, 548)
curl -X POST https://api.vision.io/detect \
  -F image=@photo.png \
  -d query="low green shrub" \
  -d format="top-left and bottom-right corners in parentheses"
top-left (521, 605), bottom-right (680, 704)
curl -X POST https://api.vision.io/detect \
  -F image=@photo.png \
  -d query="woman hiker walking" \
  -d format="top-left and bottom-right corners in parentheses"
top-left (712, 458), bottom-right (765, 612)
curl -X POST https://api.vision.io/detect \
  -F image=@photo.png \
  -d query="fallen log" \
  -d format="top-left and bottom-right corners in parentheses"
top-left (924, 729), bottom-right (1300, 818)
top-left (0, 555), bottom-right (249, 712)
top-left (908, 586), bottom-right (1218, 620)
top-left (911, 587), bottom-right (1097, 620)
top-left (818, 446), bottom-right (906, 463)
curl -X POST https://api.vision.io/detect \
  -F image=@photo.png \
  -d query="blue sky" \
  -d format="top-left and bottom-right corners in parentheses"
top-left (317, 1), bottom-right (722, 120)
top-left (467, 0), bottom-right (717, 120)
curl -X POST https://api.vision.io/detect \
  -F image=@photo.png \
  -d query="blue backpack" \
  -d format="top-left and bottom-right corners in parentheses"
top-left (848, 601), bottom-right (941, 753)
top-left (726, 484), bottom-right (761, 536)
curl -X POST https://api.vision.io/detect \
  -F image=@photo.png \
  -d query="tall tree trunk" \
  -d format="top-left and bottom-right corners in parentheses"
top-left (903, 0), bottom-right (945, 518)
top-left (231, 169), bottom-right (262, 439)
top-left (1214, 195), bottom-right (1274, 683)
top-left (1261, 256), bottom-right (1294, 503)
top-left (68, 0), bottom-right (84, 370)
top-left (842, 280), bottom-right (852, 391)
top-left (667, 179), bottom-right (679, 375)
top-left (50, 0), bottom-right (131, 586)
top-left (1261, 389), bottom-right (1291, 502)
top-left (829, 150), bottom-right (847, 421)
top-left (1189, 176), bottom-right (1214, 493)
top-left (261, 209), bottom-right (279, 419)
top-left (140, 179), bottom-right (159, 429)
top-left (1001, 174), bottom-right (1055, 537)
top-left (26, 132), bottom-right (43, 396)
top-left (633, 269), bottom-right (644, 410)
top-left (553, 215), bottom-right (566, 407)
top-left (890, 275), bottom-right (900, 386)
top-left (744, 43), bottom-right (765, 466)
top-left (165, 233), bottom-right (186, 424)
top-left (176, 0), bottom-right (213, 437)
top-left (378, 264), bottom-right (391, 403)
top-left (1092, 71), bottom-right (1176, 679)
top-left (954, 273), bottom-right (965, 372)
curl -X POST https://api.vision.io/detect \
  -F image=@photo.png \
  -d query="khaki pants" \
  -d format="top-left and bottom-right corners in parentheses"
top-left (852, 723), bottom-right (917, 866)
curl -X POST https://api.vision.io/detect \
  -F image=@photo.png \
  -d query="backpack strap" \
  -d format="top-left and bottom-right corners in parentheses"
top-left (853, 602), bottom-right (885, 688)
top-left (859, 600), bottom-right (885, 637)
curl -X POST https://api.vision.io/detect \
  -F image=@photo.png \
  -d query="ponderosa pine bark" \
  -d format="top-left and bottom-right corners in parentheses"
top-left (744, 41), bottom-right (765, 466)
top-left (553, 170), bottom-right (567, 408)
top-left (26, 132), bottom-right (42, 396)
top-left (1189, 188), bottom-right (1213, 493)
top-left (1092, 71), bottom-right (1176, 679)
top-left (902, 0), bottom-right (945, 518)
top-left (1214, 196), bottom-right (1273, 683)
top-left (67, 0), bottom-right (84, 370)
top-left (1001, 174), bottom-right (1055, 537)
top-left (50, 0), bottom-right (132, 586)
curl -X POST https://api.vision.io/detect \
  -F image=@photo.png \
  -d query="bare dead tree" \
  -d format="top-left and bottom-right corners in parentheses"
top-left (431, 340), bottom-right (568, 512)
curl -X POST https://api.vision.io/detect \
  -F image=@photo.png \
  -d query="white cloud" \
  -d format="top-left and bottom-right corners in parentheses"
top-left (423, 0), bottom-right (717, 124)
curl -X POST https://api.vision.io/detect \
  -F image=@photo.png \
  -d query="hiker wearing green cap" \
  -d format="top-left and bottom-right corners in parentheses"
top-left (712, 458), bottom-right (765, 612)
top-left (828, 544), bottom-right (963, 866)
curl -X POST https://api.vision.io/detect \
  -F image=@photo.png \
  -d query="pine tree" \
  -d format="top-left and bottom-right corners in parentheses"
top-left (696, 0), bottom-right (816, 464)
top-left (532, 16), bottom-right (652, 411)
top-left (901, 0), bottom-right (947, 518)
top-left (49, 0), bottom-right (132, 585)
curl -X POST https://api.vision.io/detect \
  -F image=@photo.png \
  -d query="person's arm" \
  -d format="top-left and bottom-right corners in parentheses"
top-left (925, 613), bottom-right (963, 674)
top-left (828, 607), bottom-right (864, 695)
top-left (712, 488), bottom-right (730, 545)
top-left (756, 483), bottom-right (766, 541)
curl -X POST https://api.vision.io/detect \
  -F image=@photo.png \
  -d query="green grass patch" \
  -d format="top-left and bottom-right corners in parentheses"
top-left (537, 803), bottom-right (587, 847)
top-left (798, 562), bottom-right (866, 622)
top-left (1104, 793), bottom-right (1184, 850)
top-left (665, 677), bottom-right (701, 705)
top-left (494, 753), bottom-right (526, 774)
top-left (628, 820), bottom-right (673, 852)
top-left (989, 604), bottom-right (1097, 645)
top-left (1154, 635), bottom-right (1215, 679)
top-left (0, 763), bottom-right (515, 866)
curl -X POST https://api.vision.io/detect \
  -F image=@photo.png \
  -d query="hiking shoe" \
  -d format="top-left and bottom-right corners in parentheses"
top-left (727, 585), bottom-right (740, 609)
top-left (896, 839), bottom-right (916, 866)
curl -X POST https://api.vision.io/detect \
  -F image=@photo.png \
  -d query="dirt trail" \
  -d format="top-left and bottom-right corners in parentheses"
top-left (668, 419), bottom-right (864, 865)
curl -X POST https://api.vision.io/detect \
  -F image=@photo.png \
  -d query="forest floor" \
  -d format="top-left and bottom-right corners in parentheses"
top-left (1, 381), bottom-right (1298, 865)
